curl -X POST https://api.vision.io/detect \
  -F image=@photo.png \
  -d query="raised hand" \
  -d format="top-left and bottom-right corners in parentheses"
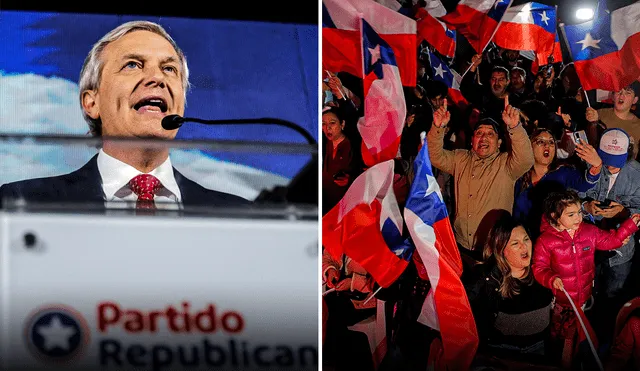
top-left (556, 106), bottom-right (572, 128)
top-left (575, 142), bottom-right (602, 168)
top-left (502, 95), bottom-right (520, 129)
top-left (433, 98), bottom-right (450, 128)
top-left (586, 107), bottom-right (599, 123)
top-left (327, 72), bottom-right (345, 99)
top-left (471, 54), bottom-right (482, 67)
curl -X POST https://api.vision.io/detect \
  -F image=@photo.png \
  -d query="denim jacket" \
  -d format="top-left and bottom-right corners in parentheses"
top-left (580, 160), bottom-right (640, 266)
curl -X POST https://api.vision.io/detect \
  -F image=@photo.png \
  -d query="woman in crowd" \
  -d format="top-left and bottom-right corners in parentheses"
top-left (322, 106), bottom-right (355, 215)
top-left (464, 213), bottom-right (554, 364)
top-left (513, 128), bottom-right (602, 241)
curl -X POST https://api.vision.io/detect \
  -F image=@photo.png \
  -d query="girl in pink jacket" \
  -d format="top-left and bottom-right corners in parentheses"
top-left (533, 189), bottom-right (640, 367)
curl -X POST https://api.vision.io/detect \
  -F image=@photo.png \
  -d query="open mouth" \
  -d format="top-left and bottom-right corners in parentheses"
top-left (521, 252), bottom-right (529, 259)
top-left (543, 150), bottom-right (550, 157)
top-left (133, 96), bottom-right (168, 113)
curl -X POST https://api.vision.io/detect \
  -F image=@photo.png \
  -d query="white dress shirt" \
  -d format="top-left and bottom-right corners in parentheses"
top-left (96, 149), bottom-right (182, 210)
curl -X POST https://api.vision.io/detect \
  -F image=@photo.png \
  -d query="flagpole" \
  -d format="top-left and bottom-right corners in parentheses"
top-left (363, 286), bottom-right (383, 305)
top-left (461, 0), bottom-right (515, 79)
top-left (561, 287), bottom-right (604, 371)
top-left (558, 22), bottom-right (592, 107)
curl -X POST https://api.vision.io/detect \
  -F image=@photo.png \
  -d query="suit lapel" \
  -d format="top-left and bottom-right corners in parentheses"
top-left (63, 154), bottom-right (105, 204)
top-left (173, 168), bottom-right (202, 206)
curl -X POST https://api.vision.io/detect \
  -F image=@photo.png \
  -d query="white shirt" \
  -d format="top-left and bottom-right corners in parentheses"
top-left (96, 149), bottom-right (182, 210)
top-left (607, 172), bottom-right (620, 195)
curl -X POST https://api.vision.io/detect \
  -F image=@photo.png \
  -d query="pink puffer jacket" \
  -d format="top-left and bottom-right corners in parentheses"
top-left (533, 216), bottom-right (638, 308)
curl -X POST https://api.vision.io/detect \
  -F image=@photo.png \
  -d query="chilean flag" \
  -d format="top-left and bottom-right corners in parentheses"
top-left (322, 0), bottom-right (417, 87)
top-left (562, 1), bottom-right (640, 92)
top-left (404, 136), bottom-right (478, 371)
top-left (493, 2), bottom-right (557, 60)
top-left (428, 51), bottom-right (469, 109)
top-left (531, 33), bottom-right (563, 74)
top-left (359, 18), bottom-right (409, 167)
top-left (440, 0), bottom-right (514, 54)
top-left (322, 160), bottom-right (411, 288)
top-left (322, 1), bottom-right (361, 78)
top-left (416, 7), bottom-right (457, 58)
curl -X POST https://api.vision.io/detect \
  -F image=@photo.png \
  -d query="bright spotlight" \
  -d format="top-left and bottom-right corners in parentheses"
top-left (576, 7), bottom-right (594, 20)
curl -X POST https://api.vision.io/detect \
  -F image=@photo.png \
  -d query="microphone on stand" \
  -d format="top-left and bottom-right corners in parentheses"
top-left (161, 114), bottom-right (316, 144)
top-left (161, 114), bottom-right (318, 206)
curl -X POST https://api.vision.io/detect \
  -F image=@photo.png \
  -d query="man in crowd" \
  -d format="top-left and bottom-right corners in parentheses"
top-left (427, 97), bottom-right (534, 263)
top-left (587, 83), bottom-right (640, 160)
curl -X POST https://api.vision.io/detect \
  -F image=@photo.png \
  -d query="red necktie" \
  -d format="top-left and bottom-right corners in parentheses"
top-left (129, 174), bottom-right (162, 210)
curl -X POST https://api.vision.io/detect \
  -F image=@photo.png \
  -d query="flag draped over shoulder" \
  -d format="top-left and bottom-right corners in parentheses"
top-left (404, 137), bottom-right (478, 371)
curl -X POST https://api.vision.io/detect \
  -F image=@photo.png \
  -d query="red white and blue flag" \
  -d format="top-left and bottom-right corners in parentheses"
top-left (322, 0), bottom-right (362, 78)
top-left (359, 18), bottom-right (410, 167)
top-left (416, 6), bottom-right (457, 58)
top-left (428, 51), bottom-right (469, 109)
top-left (493, 2), bottom-right (557, 62)
top-left (322, 160), bottom-right (411, 288)
top-left (531, 32), bottom-right (563, 74)
top-left (562, 1), bottom-right (640, 91)
top-left (322, 0), bottom-right (417, 87)
top-left (440, 0), bottom-right (514, 54)
top-left (403, 137), bottom-right (478, 371)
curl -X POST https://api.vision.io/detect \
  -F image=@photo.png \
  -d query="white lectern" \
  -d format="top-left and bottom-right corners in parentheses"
top-left (0, 209), bottom-right (318, 371)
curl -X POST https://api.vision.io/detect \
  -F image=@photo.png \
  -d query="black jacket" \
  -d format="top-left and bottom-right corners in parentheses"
top-left (0, 154), bottom-right (250, 210)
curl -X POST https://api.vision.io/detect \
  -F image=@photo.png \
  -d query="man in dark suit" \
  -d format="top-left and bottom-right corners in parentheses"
top-left (0, 20), bottom-right (249, 210)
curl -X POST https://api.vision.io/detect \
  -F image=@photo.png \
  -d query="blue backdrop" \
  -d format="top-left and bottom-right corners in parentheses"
top-left (0, 11), bottom-right (318, 181)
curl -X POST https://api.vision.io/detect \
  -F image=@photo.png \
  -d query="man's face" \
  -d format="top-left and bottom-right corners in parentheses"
top-left (430, 95), bottom-right (445, 110)
top-left (505, 50), bottom-right (519, 61)
top-left (82, 30), bottom-right (185, 139)
top-left (471, 124), bottom-right (501, 158)
top-left (613, 88), bottom-right (638, 113)
top-left (533, 74), bottom-right (544, 92)
top-left (510, 70), bottom-right (525, 90)
top-left (490, 71), bottom-right (509, 97)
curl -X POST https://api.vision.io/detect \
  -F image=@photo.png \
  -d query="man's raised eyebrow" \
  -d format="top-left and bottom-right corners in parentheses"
top-left (161, 56), bottom-right (179, 64)
top-left (122, 53), bottom-right (145, 62)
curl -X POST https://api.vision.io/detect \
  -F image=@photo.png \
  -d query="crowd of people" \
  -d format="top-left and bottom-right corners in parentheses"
top-left (321, 12), bottom-right (640, 370)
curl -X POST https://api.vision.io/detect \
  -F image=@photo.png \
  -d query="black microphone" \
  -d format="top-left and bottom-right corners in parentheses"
top-left (161, 114), bottom-right (316, 144)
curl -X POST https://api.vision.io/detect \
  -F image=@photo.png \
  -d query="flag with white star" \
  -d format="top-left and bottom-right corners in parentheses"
top-left (403, 134), bottom-right (478, 371)
top-left (427, 51), bottom-right (469, 108)
top-left (440, 0), bottom-right (514, 53)
top-left (415, 2), bottom-right (457, 58)
top-left (322, 0), bottom-right (417, 86)
top-left (322, 159), bottom-right (411, 288)
top-left (358, 18), bottom-right (410, 167)
top-left (561, 0), bottom-right (640, 91)
top-left (492, 2), bottom-right (557, 65)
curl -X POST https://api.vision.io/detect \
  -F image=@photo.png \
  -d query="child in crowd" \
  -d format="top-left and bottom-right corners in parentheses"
top-left (532, 189), bottom-right (640, 367)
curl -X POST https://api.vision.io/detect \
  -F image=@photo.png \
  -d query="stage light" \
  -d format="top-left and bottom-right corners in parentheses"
top-left (576, 7), bottom-right (594, 20)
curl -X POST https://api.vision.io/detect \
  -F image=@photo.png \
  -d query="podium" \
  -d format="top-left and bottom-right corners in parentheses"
top-left (0, 134), bottom-right (318, 371)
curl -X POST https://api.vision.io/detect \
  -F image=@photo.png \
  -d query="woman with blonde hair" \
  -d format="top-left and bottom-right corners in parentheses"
top-left (463, 212), bottom-right (554, 364)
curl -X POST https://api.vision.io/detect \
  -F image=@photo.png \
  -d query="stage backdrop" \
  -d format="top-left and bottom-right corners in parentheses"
top-left (0, 11), bottom-right (318, 201)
